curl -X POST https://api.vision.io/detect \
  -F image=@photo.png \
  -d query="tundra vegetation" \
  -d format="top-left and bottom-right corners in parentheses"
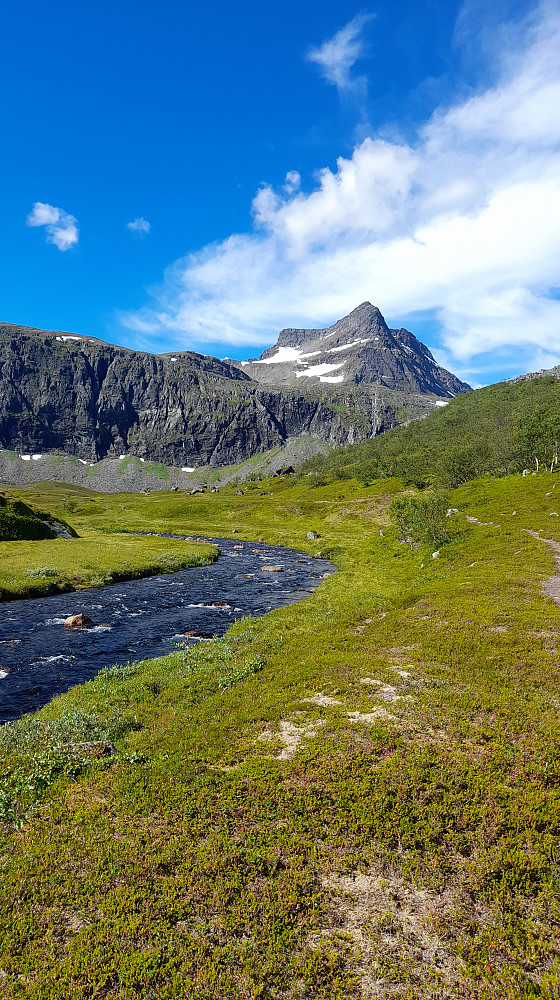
top-left (299, 375), bottom-right (560, 487)
top-left (1, 385), bottom-right (560, 997)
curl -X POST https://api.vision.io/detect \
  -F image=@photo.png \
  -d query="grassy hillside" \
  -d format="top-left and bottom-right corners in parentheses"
top-left (0, 472), bottom-right (560, 997)
top-left (298, 375), bottom-right (560, 487)
top-left (0, 493), bottom-right (74, 541)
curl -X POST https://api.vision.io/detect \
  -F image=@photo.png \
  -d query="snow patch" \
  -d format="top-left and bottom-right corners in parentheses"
top-left (20, 455), bottom-right (31, 461)
top-left (78, 459), bottom-right (88, 465)
top-left (31, 454), bottom-right (42, 460)
top-left (330, 338), bottom-right (371, 353)
top-left (255, 346), bottom-right (304, 364)
top-left (56, 335), bottom-right (81, 342)
top-left (320, 374), bottom-right (345, 383)
top-left (119, 454), bottom-right (126, 460)
top-left (182, 466), bottom-right (195, 472)
top-left (434, 401), bottom-right (449, 407)
top-left (255, 346), bottom-right (323, 364)
top-left (295, 362), bottom-right (345, 379)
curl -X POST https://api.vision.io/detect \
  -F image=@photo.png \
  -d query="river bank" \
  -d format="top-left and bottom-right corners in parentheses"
top-left (1, 472), bottom-right (560, 997)
top-left (0, 536), bottom-right (333, 723)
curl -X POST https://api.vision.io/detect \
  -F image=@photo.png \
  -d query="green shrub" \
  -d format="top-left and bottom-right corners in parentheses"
top-left (23, 567), bottom-right (60, 578)
top-left (389, 490), bottom-right (450, 546)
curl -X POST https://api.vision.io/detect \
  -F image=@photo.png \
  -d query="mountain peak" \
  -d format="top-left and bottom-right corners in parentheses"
top-left (242, 304), bottom-right (470, 398)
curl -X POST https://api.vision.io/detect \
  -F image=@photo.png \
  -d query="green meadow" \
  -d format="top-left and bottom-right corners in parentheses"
top-left (0, 530), bottom-right (217, 600)
top-left (1, 469), bottom-right (560, 998)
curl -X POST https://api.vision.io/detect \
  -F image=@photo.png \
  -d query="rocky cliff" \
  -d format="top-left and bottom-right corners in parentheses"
top-left (236, 302), bottom-right (469, 397)
top-left (0, 305), bottom-right (470, 470)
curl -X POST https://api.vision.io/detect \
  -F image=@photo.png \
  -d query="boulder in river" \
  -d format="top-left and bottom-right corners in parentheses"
top-left (261, 565), bottom-right (284, 573)
top-left (64, 614), bottom-right (92, 628)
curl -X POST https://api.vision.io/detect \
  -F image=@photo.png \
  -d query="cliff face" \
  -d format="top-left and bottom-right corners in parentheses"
top-left (0, 305), bottom-right (470, 468)
top-left (0, 324), bottom-right (378, 466)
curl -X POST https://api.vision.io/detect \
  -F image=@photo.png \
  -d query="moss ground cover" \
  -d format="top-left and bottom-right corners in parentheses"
top-left (1, 473), bottom-right (560, 996)
top-left (0, 529), bottom-right (217, 599)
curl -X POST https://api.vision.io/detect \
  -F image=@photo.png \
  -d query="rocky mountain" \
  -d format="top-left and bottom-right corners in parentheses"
top-left (235, 302), bottom-right (469, 398)
top-left (0, 305), bottom-right (470, 472)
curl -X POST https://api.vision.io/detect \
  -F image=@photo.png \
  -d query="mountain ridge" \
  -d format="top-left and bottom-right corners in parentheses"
top-left (0, 304), bottom-right (469, 471)
top-left (235, 302), bottom-right (470, 398)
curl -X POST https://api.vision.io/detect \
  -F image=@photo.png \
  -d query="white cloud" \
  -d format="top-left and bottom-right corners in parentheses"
top-left (122, 3), bottom-right (560, 378)
top-left (306, 14), bottom-right (371, 92)
top-left (127, 217), bottom-right (151, 235)
top-left (27, 202), bottom-right (78, 251)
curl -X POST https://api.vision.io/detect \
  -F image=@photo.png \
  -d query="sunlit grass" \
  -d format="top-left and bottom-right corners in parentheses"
top-left (0, 530), bottom-right (217, 599)
top-left (0, 472), bottom-right (560, 996)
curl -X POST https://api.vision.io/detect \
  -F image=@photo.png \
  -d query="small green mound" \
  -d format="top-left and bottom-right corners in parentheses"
top-left (0, 495), bottom-right (76, 542)
top-left (0, 496), bottom-right (53, 541)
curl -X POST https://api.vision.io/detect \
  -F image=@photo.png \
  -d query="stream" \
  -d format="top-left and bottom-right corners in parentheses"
top-left (0, 536), bottom-right (335, 725)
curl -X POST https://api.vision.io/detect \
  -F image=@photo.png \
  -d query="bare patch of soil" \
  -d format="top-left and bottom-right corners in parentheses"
top-left (318, 867), bottom-right (462, 998)
top-left (258, 719), bottom-right (325, 759)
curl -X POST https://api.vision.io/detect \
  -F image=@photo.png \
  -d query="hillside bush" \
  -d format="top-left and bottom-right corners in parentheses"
top-left (389, 490), bottom-right (450, 546)
top-left (297, 376), bottom-right (560, 487)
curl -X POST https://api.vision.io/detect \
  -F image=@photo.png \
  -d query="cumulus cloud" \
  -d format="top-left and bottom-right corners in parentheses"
top-left (122, 2), bottom-right (560, 378)
top-left (306, 14), bottom-right (371, 92)
top-left (27, 202), bottom-right (78, 251)
top-left (127, 217), bottom-right (151, 236)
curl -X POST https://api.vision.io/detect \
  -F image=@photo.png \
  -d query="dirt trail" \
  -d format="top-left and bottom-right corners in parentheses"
top-left (525, 530), bottom-right (560, 607)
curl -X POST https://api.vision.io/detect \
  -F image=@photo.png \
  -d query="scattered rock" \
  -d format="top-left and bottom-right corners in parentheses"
top-left (64, 614), bottom-right (92, 628)
top-left (184, 630), bottom-right (215, 639)
top-left (432, 550), bottom-right (440, 559)
top-left (261, 565), bottom-right (284, 573)
top-left (46, 521), bottom-right (74, 539)
top-left (307, 531), bottom-right (319, 540)
top-left (522, 469), bottom-right (531, 476)
top-left (235, 489), bottom-right (243, 496)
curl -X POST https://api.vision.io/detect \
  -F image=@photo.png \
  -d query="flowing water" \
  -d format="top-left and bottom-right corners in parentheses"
top-left (0, 536), bottom-right (334, 724)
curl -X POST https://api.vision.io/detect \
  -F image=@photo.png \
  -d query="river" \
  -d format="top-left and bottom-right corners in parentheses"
top-left (0, 536), bottom-right (334, 724)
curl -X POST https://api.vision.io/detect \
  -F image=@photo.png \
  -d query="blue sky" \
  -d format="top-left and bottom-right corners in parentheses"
top-left (2, 0), bottom-right (560, 385)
